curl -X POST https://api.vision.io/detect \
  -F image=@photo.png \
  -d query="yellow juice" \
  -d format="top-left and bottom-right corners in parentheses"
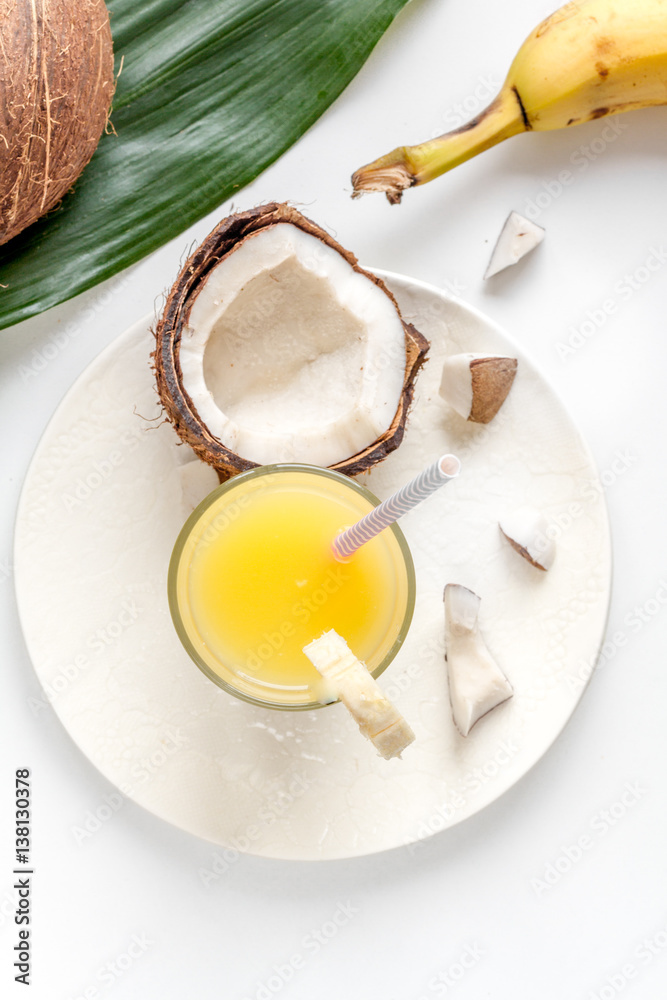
top-left (169, 465), bottom-right (414, 709)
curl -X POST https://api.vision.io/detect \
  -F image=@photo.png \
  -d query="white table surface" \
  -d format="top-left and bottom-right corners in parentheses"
top-left (2, 1), bottom-right (666, 997)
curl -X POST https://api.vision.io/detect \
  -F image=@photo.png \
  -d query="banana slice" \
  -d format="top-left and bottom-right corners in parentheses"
top-left (303, 630), bottom-right (415, 760)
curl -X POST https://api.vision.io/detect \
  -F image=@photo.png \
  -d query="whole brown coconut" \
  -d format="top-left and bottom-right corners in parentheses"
top-left (154, 203), bottom-right (429, 481)
top-left (0, 0), bottom-right (114, 245)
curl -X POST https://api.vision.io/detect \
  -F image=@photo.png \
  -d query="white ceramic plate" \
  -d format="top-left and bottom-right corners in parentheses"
top-left (14, 273), bottom-right (612, 859)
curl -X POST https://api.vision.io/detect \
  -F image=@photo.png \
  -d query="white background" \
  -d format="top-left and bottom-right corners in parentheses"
top-left (2, 0), bottom-right (666, 997)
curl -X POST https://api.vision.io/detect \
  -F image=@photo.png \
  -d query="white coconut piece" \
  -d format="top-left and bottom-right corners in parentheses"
top-left (439, 352), bottom-right (517, 423)
top-left (499, 507), bottom-right (556, 571)
top-left (303, 630), bottom-right (415, 760)
top-left (438, 353), bottom-right (474, 419)
top-left (178, 460), bottom-right (220, 515)
top-left (484, 211), bottom-right (545, 279)
top-left (443, 584), bottom-right (513, 737)
top-left (177, 223), bottom-right (406, 467)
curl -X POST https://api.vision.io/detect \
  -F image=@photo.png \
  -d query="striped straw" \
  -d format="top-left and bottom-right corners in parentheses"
top-left (332, 454), bottom-right (461, 560)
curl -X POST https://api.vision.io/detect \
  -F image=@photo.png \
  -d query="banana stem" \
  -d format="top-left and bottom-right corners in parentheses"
top-left (351, 88), bottom-right (526, 203)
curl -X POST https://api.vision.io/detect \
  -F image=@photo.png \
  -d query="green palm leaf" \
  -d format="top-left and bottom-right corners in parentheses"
top-left (0, 0), bottom-right (409, 330)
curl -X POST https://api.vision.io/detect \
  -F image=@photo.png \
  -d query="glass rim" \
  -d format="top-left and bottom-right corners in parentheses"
top-left (168, 462), bottom-right (416, 711)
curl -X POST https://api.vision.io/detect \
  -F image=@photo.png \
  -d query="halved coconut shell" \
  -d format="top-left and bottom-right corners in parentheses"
top-left (154, 203), bottom-right (429, 480)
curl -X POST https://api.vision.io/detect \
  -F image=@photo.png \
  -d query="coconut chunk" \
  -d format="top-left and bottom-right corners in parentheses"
top-left (303, 630), bottom-right (415, 760)
top-left (484, 211), bottom-right (545, 279)
top-left (439, 353), bottom-right (517, 423)
top-left (500, 507), bottom-right (555, 571)
top-left (443, 585), bottom-right (513, 736)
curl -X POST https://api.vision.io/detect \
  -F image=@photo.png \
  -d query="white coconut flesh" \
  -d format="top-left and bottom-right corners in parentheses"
top-left (439, 353), bottom-right (476, 418)
top-left (443, 584), bottom-right (513, 736)
top-left (178, 223), bottom-right (406, 467)
top-left (484, 211), bottom-right (545, 279)
top-left (499, 507), bottom-right (556, 571)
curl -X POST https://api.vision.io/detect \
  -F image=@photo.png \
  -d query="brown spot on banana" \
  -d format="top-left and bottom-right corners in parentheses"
top-left (595, 61), bottom-right (610, 79)
top-left (590, 106), bottom-right (610, 119)
top-left (511, 86), bottom-right (532, 130)
top-left (455, 109), bottom-right (491, 134)
top-left (595, 36), bottom-right (616, 55)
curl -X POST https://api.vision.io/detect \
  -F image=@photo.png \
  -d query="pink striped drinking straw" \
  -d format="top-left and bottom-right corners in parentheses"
top-left (332, 454), bottom-right (461, 560)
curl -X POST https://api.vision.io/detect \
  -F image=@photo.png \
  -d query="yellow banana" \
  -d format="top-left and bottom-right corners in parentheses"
top-left (352, 0), bottom-right (667, 203)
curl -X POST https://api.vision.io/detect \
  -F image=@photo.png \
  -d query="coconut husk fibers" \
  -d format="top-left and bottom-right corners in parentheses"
top-left (0, 0), bottom-right (114, 245)
top-left (154, 203), bottom-right (429, 481)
